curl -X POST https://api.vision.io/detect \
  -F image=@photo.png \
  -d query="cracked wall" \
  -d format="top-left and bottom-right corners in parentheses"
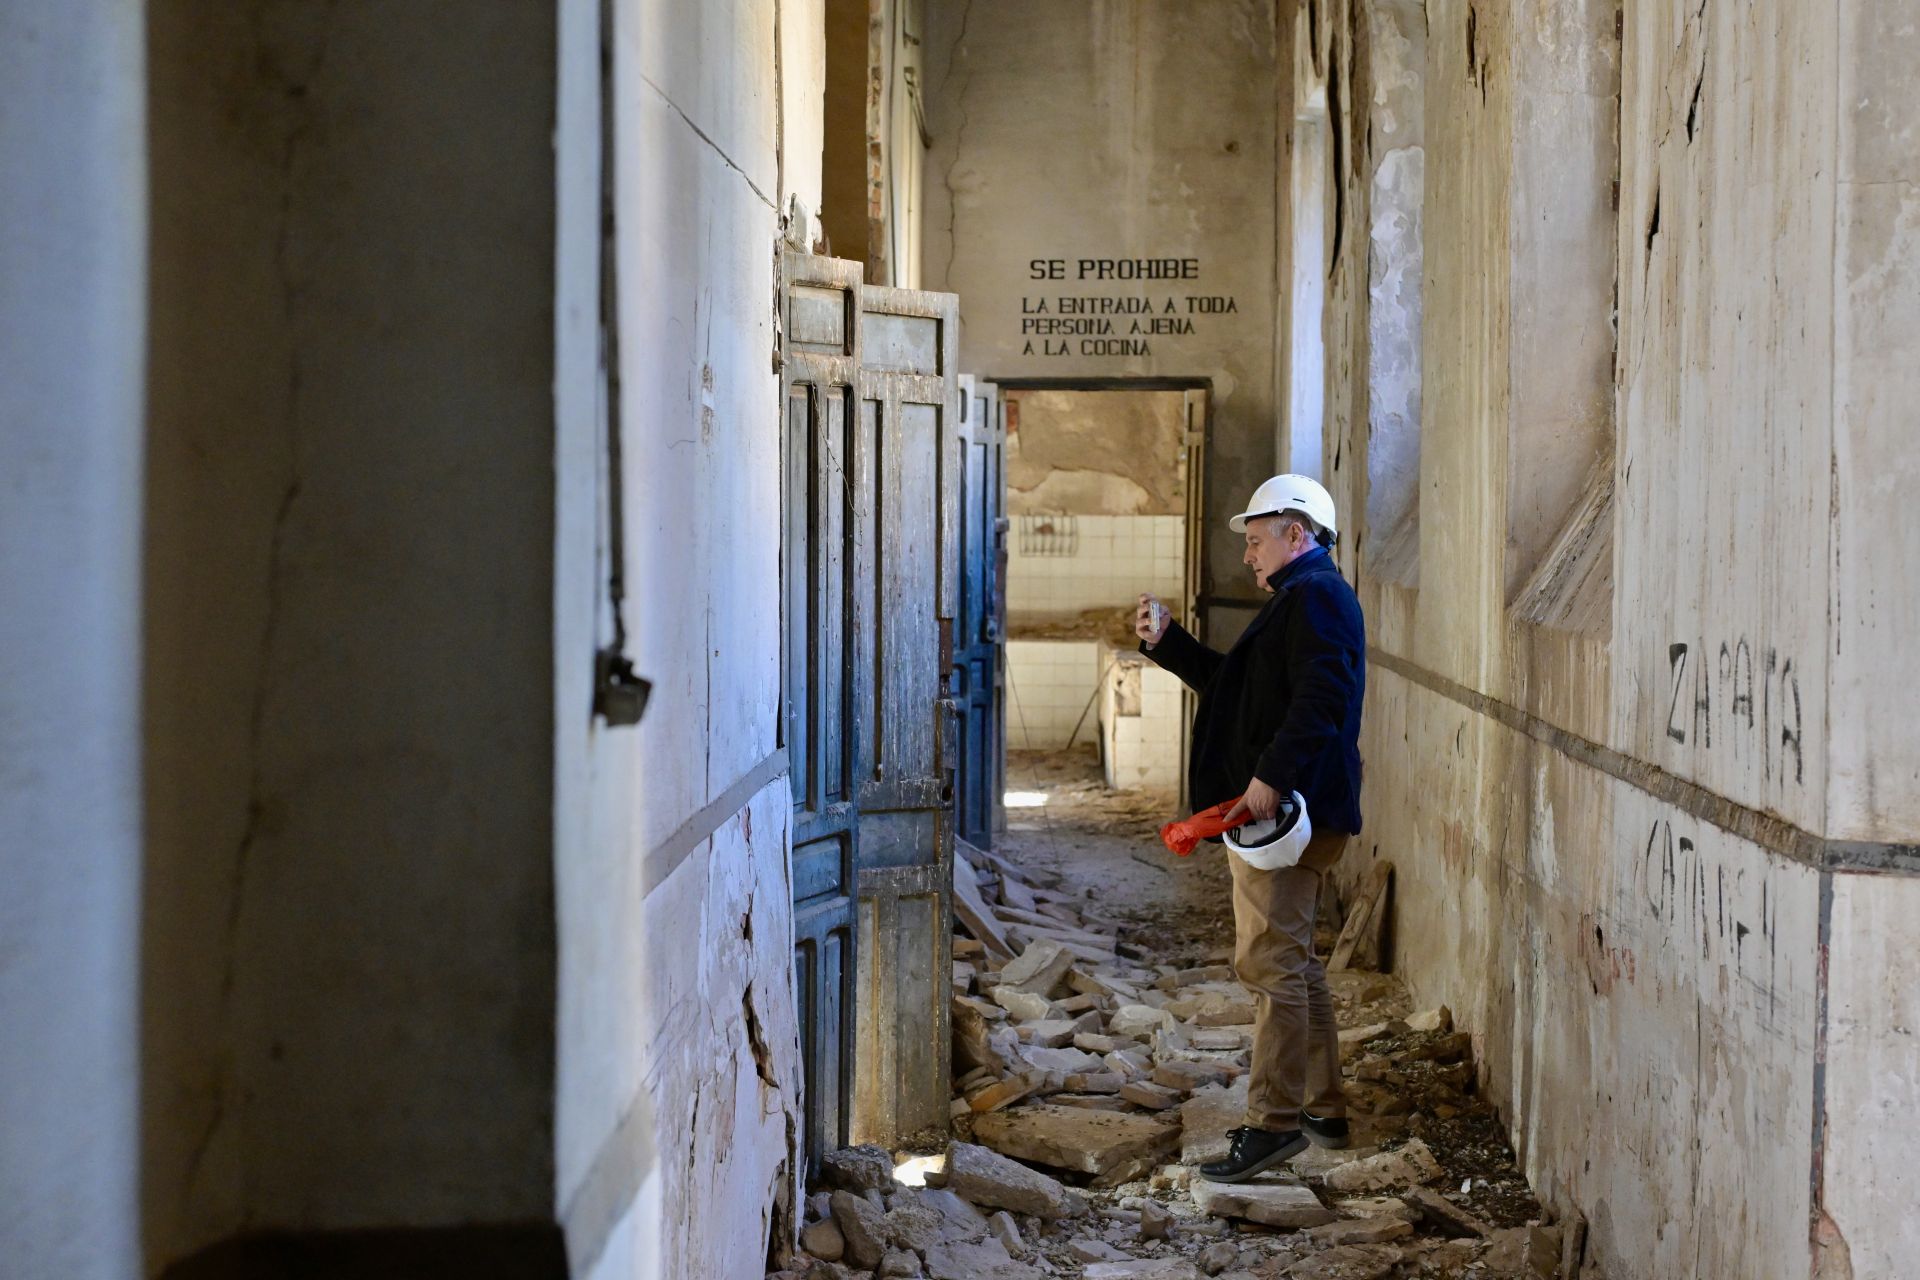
top-left (1315, 0), bottom-right (1920, 1276)
top-left (142, 0), bottom-right (561, 1270)
top-left (553, 1), bottom-right (824, 1276)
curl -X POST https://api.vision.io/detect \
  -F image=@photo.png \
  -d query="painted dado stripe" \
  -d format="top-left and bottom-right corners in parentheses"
top-left (638, 747), bottom-right (790, 899)
top-left (1368, 648), bottom-right (1920, 876)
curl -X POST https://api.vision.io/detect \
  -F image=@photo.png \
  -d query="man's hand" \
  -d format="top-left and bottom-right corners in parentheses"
top-left (1135, 593), bottom-right (1171, 646)
top-left (1224, 777), bottom-right (1282, 825)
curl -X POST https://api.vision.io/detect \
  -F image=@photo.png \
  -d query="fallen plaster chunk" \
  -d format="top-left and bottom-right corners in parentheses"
top-left (1306, 1216), bottom-right (1414, 1246)
top-left (829, 1189), bottom-right (891, 1269)
top-left (1401, 1186), bottom-right (1491, 1237)
top-left (1321, 1138), bottom-right (1442, 1193)
top-left (1109, 1004), bottom-right (1176, 1036)
top-left (1082, 1261), bottom-right (1203, 1280)
top-left (877, 1247), bottom-right (923, 1278)
top-left (992, 987), bottom-right (1058, 1020)
top-left (1284, 1243), bottom-right (1403, 1280)
top-left (1189, 1177), bottom-right (1335, 1229)
top-left (972, 1104), bottom-right (1182, 1183)
top-left (923, 1234), bottom-right (1042, 1280)
top-left (1194, 1241), bottom-right (1238, 1275)
top-left (821, 1143), bottom-right (897, 1194)
top-left (1069, 1237), bottom-right (1132, 1262)
top-left (895, 1186), bottom-right (990, 1238)
top-left (884, 1199), bottom-right (945, 1252)
top-left (988, 1209), bottom-right (1026, 1258)
top-left (999, 939), bottom-right (1076, 995)
top-left (1337, 1023), bottom-right (1392, 1062)
top-left (1120, 1081), bottom-right (1182, 1110)
top-left (1406, 1005), bottom-right (1453, 1033)
top-left (944, 1140), bottom-right (1080, 1219)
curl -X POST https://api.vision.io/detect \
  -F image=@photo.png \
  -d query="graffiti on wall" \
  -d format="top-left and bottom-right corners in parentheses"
top-left (1637, 812), bottom-right (1785, 1021)
top-left (1663, 637), bottom-right (1803, 789)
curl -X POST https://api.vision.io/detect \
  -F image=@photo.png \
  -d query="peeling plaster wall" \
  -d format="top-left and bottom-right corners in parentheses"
top-left (555, 1), bottom-right (822, 1276)
top-left (1315, 0), bottom-right (1920, 1275)
top-left (922, 0), bottom-right (1279, 633)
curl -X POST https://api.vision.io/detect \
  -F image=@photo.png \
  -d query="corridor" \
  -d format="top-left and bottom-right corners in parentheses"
top-left (772, 751), bottom-right (1563, 1279)
top-left (4, 1), bottom-right (1917, 1279)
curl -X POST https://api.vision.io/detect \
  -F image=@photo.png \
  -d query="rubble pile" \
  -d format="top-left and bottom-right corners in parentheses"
top-left (769, 826), bottom-right (1593, 1279)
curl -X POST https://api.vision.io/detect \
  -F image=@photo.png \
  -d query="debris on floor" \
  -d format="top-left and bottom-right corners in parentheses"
top-left (769, 753), bottom-right (1597, 1279)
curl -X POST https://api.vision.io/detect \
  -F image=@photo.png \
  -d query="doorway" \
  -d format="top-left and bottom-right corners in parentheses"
top-left (991, 380), bottom-right (1209, 799)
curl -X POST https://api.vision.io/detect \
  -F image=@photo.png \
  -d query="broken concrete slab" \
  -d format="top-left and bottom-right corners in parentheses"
top-left (999, 939), bottom-right (1075, 995)
top-left (1321, 1138), bottom-right (1442, 1192)
top-left (1052, 1092), bottom-right (1131, 1111)
top-left (1119, 1080), bottom-right (1181, 1110)
top-left (972, 1104), bottom-right (1182, 1182)
top-left (829, 1189), bottom-right (890, 1269)
top-left (1016, 1018), bottom-right (1080, 1048)
top-left (1068, 1238), bottom-right (1132, 1263)
top-left (877, 1248), bottom-right (922, 1278)
top-left (883, 1200), bottom-right (945, 1252)
top-left (944, 1140), bottom-right (1079, 1219)
top-left (1188, 1177), bottom-right (1332, 1228)
top-left (1332, 1195), bottom-right (1421, 1224)
top-left (1337, 1023), bottom-right (1392, 1062)
top-left (820, 1144), bottom-right (896, 1194)
top-left (1109, 1004), bottom-right (1176, 1037)
top-left (1176, 1078), bottom-right (1248, 1163)
top-left (991, 987), bottom-right (1057, 1020)
top-left (1015, 1044), bottom-right (1105, 1075)
top-left (1306, 1217), bottom-right (1414, 1246)
top-left (968, 1076), bottom-right (1036, 1113)
top-left (894, 1186), bottom-right (990, 1239)
top-left (1152, 1059), bottom-right (1232, 1091)
top-left (1401, 1186), bottom-right (1492, 1237)
top-left (923, 1235), bottom-right (1041, 1280)
top-left (1284, 1242), bottom-right (1402, 1280)
top-left (1406, 1006), bottom-right (1453, 1033)
top-left (1082, 1262), bottom-right (1202, 1280)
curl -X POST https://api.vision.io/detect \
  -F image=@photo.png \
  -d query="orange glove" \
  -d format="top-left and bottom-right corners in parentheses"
top-left (1159, 796), bottom-right (1247, 856)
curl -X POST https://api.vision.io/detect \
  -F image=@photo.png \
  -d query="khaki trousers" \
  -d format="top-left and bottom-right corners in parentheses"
top-left (1228, 831), bottom-right (1349, 1131)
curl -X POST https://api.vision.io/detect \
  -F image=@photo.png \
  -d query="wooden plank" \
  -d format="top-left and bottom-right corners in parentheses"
top-left (1328, 860), bottom-right (1393, 972)
top-left (953, 850), bottom-right (1016, 961)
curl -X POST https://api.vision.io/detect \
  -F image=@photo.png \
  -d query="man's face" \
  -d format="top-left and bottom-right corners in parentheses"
top-left (1244, 516), bottom-right (1307, 591)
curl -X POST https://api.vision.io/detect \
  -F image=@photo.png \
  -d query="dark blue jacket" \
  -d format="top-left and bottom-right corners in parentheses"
top-left (1142, 547), bottom-right (1366, 834)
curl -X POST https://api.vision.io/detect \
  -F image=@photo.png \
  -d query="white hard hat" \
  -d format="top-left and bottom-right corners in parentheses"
top-left (1224, 792), bottom-right (1313, 871)
top-left (1229, 474), bottom-right (1339, 543)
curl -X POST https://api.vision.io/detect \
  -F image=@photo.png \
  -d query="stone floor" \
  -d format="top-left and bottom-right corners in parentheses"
top-left (770, 750), bottom-right (1597, 1280)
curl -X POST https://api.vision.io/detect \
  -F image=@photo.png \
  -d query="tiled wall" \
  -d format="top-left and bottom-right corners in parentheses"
top-left (1006, 514), bottom-right (1185, 619)
top-left (1005, 640), bottom-right (1101, 750)
top-left (1100, 649), bottom-right (1187, 794)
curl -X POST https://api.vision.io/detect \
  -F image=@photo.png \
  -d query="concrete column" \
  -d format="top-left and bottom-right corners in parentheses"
top-left (0, 2), bottom-right (148, 1277)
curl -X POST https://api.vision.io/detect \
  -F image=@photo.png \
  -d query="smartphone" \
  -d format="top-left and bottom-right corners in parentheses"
top-left (1148, 600), bottom-right (1168, 635)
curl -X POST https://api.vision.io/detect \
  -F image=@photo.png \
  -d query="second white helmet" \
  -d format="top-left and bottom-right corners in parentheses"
top-left (1224, 792), bottom-right (1313, 871)
top-left (1229, 474), bottom-right (1338, 543)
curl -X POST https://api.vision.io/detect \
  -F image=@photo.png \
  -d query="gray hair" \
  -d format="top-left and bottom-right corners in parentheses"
top-left (1258, 510), bottom-right (1320, 542)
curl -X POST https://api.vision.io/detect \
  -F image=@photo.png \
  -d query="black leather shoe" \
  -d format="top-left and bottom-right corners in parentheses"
top-left (1302, 1113), bottom-right (1350, 1149)
top-left (1198, 1126), bottom-right (1309, 1183)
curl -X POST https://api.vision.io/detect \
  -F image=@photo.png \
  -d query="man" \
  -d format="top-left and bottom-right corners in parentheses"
top-left (1134, 473), bottom-right (1366, 1183)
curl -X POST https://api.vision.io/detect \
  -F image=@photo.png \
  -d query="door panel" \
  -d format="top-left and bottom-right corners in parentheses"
top-left (955, 376), bottom-right (1005, 848)
top-left (782, 250), bottom-right (866, 1177)
top-left (851, 282), bottom-right (958, 1145)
